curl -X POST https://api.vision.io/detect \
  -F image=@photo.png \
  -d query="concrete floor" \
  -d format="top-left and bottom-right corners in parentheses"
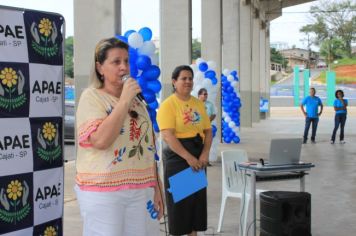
top-left (63, 107), bottom-right (356, 236)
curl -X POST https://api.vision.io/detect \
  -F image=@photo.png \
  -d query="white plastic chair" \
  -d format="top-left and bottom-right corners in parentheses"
top-left (217, 149), bottom-right (264, 235)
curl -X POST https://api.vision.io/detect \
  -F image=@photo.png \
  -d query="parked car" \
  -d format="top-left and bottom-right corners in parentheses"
top-left (64, 101), bottom-right (75, 142)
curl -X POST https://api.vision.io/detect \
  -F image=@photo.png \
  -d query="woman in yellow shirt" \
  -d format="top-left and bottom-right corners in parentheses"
top-left (157, 65), bottom-right (213, 236)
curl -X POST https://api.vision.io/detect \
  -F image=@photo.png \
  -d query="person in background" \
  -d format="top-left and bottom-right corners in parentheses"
top-left (75, 37), bottom-right (163, 236)
top-left (157, 65), bottom-right (212, 236)
top-left (330, 89), bottom-right (348, 144)
top-left (300, 87), bottom-right (323, 144)
top-left (198, 88), bottom-right (216, 122)
top-left (198, 88), bottom-right (216, 166)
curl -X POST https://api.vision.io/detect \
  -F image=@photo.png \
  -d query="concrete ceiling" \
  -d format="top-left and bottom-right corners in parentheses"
top-left (259, 0), bottom-right (316, 21)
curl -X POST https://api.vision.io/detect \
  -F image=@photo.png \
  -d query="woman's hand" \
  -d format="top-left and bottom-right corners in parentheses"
top-left (187, 156), bottom-right (202, 171)
top-left (154, 185), bottom-right (164, 220)
top-left (199, 152), bottom-right (209, 168)
top-left (120, 77), bottom-right (142, 104)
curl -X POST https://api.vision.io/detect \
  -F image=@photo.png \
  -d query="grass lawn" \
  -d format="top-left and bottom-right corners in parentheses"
top-left (315, 57), bottom-right (356, 84)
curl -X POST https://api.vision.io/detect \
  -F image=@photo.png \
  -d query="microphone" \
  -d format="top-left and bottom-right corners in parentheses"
top-left (122, 74), bottom-right (147, 106)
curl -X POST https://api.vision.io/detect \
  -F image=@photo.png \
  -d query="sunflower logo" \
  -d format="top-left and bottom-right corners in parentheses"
top-left (30, 17), bottom-right (59, 58)
top-left (0, 180), bottom-right (31, 224)
top-left (0, 67), bottom-right (18, 88)
top-left (39, 18), bottom-right (53, 37)
top-left (42, 122), bottom-right (56, 141)
top-left (6, 180), bottom-right (22, 201)
top-left (37, 122), bottom-right (62, 163)
top-left (44, 226), bottom-right (57, 236)
top-left (0, 66), bottom-right (26, 111)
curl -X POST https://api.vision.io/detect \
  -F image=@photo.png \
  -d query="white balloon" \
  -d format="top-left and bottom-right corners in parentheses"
top-left (223, 69), bottom-right (230, 76)
top-left (191, 88), bottom-right (199, 97)
top-left (190, 64), bottom-right (198, 72)
top-left (209, 91), bottom-right (217, 100)
top-left (202, 79), bottom-right (213, 90)
top-left (194, 76), bottom-right (204, 86)
top-left (195, 71), bottom-right (205, 80)
top-left (149, 54), bottom-right (159, 65)
top-left (128, 32), bottom-right (144, 49)
top-left (231, 81), bottom-right (238, 88)
top-left (227, 75), bottom-right (234, 82)
top-left (224, 117), bottom-right (231, 123)
top-left (228, 121), bottom-right (236, 128)
top-left (196, 58), bottom-right (204, 65)
top-left (233, 127), bottom-right (240, 132)
top-left (207, 61), bottom-right (217, 70)
top-left (138, 41), bottom-right (156, 55)
top-left (222, 112), bottom-right (227, 118)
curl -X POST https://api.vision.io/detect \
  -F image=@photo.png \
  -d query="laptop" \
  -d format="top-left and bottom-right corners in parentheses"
top-left (267, 138), bottom-right (303, 166)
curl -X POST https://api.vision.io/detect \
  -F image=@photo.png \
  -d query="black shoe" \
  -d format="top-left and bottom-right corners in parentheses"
top-left (330, 140), bottom-right (335, 144)
top-left (207, 162), bottom-right (212, 167)
top-left (303, 140), bottom-right (307, 144)
top-left (311, 140), bottom-right (316, 144)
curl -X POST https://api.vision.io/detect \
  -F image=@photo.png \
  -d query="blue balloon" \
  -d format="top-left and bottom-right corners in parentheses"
top-left (142, 65), bottom-right (161, 81)
top-left (124, 30), bottom-right (136, 38)
top-left (137, 76), bottom-right (147, 90)
top-left (212, 125), bottom-right (217, 138)
top-left (148, 100), bottom-right (159, 110)
top-left (211, 77), bottom-right (218, 85)
top-left (204, 70), bottom-right (216, 79)
top-left (147, 80), bottom-right (162, 93)
top-left (130, 65), bottom-right (138, 78)
top-left (198, 62), bottom-right (208, 72)
top-left (148, 108), bottom-right (157, 120)
top-left (138, 27), bottom-right (153, 41)
top-left (153, 121), bottom-right (160, 132)
top-left (136, 55), bottom-right (152, 70)
top-left (129, 48), bottom-right (138, 63)
top-left (142, 89), bottom-right (156, 103)
top-left (224, 136), bottom-right (232, 143)
top-left (231, 70), bottom-right (237, 77)
top-left (116, 35), bottom-right (128, 43)
top-left (233, 136), bottom-right (240, 143)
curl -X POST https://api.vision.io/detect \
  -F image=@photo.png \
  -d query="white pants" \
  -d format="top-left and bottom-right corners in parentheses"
top-left (75, 186), bottom-right (159, 236)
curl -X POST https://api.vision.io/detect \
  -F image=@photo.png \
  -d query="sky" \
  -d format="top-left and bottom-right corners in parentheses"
top-left (0, 0), bottom-right (318, 50)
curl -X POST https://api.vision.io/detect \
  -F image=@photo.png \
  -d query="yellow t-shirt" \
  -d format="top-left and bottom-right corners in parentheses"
top-left (157, 94), bottom-right (211, 139)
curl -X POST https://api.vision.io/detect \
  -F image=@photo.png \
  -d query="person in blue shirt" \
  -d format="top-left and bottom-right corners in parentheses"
top-left (330, 89), bottom-right (348, 144)
top-left (300, 88), bottom-right (323, 144)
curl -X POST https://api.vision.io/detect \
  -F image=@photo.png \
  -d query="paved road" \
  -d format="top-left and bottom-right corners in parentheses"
top-left (271, 68), bottom-right (356, 106)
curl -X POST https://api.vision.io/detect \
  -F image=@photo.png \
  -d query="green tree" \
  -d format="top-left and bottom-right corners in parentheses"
top-left (270, 48), bottom-right (288, 68)
top-left (300, 0), bottom-right (356, 58)
top-left (192, 39), bottom-right (201, 61)
top-left (319, 37), bottom-right (345, 64)
top-left (65, 36), bottom-right (74, 78)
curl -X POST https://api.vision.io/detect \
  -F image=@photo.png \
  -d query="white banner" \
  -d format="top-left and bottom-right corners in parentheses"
top-left (0, 6), bottom-right (64, 236)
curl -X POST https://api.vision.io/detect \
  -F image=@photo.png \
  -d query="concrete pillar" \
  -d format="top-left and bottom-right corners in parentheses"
top-left (265, 25), bottom-right (271, 117)
top-left (74, 0), bottom-right (121, 104)
top-left (202, 0), bottom-right (222, 141)
top-left (160, 0), bottom-right (192, 100)
top-left (222, 0), bottom-right (239, 70)
top-left (251, 10), bottom-right (260, 123)
top-left (239, 1), bottom-right (252, 127)
top-left (202, 0), bottom-right (222, 76)
top-left (259, 23), bottom-right (267, 119)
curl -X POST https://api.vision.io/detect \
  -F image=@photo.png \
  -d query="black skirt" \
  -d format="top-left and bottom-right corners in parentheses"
top-left (163, 134), bottom-right (207, 235)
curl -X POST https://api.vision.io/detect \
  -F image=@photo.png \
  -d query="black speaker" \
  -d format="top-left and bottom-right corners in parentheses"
top-left (260, 191), bottom-right (311, 236)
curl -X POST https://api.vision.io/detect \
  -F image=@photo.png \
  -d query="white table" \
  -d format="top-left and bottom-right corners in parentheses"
top-left (238, 163), bottom-right (315, 236)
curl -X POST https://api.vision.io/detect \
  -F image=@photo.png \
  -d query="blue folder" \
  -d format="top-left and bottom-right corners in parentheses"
top-left (167, 167), bottom-right (208, 203)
